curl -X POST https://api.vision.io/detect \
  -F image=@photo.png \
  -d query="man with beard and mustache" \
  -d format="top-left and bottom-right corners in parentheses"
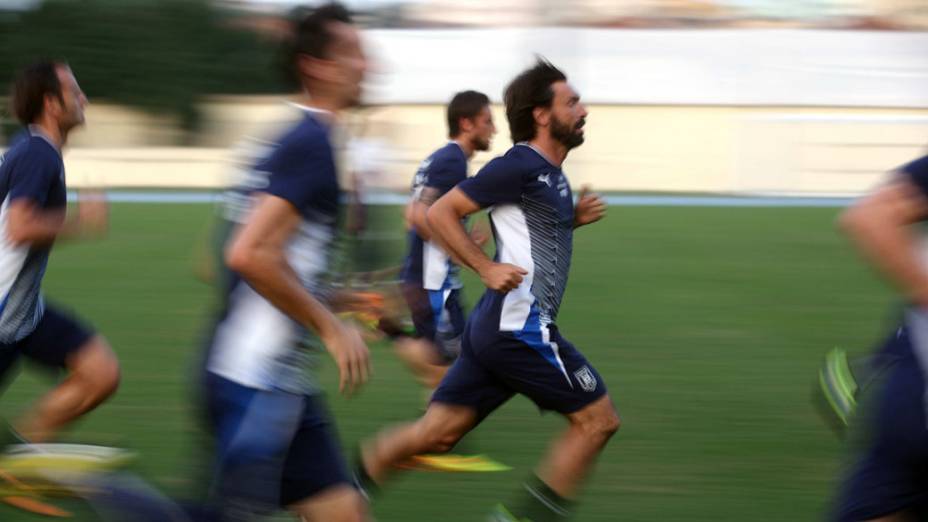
top-left (199, 4), bottom-right (371, 521)
top-left (394, 90), bottom-right (495, 399)
top-left (354, 60), bottom-right (619, 522)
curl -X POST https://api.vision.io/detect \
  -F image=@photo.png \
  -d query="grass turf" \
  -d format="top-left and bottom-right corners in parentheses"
top-left (0, 203), bottom-right (895, 521)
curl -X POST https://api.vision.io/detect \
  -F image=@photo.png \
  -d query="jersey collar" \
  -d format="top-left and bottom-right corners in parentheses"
top-left (27, 125), bottom-right (61, 155)
top-left (516, 142), bottom-right (558, 168)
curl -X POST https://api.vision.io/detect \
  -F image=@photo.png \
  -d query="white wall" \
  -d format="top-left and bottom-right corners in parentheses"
top-left (363, 28), bottom-right (928, 107)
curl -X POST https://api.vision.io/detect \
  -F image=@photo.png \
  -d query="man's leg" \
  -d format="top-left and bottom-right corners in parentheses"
top-left (360, 402), bottom-right (478, 484)
top-left (360, 334), bottom-right (513, 487)
top-left (288, 484), bottom-right (368, 522)
top-left (15, 306), bottom-right (120, 443)
top-left (392, 337), bottom-right (448, 390)
top-left (280, 394), bottom-right (369, 522)
top-left (830, 326), bottom-right (928, 522)
top-left (536, 394), bottom-right (620, 498)
top-left (206, 377), bottom-right (305, 521)
top-left (394, 284), bottom-right (452, 391)
top-left (484, 328), bottom-right (616, 521)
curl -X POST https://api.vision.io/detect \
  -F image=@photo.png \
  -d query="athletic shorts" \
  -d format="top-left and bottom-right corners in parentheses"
top-left (402, 284), bottom-right (465, 364)
top-left (0, 304), bottom-right (94, 385)
top-left (432, 322), bottom-right (607, 422)
top-left (831, 322), bottom-right (928, 521)
top-left (203, 372), bottom-right (351, 513)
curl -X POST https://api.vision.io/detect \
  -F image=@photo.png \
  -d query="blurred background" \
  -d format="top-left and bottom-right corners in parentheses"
top-left (2, 0), bottom-right (927, 195)
top-left (0, 1), bottom-right (927, 520)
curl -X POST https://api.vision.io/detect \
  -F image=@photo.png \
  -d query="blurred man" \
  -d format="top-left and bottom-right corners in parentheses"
top-left (200, 4), bottom-right (370, 522)
top-left (356, 59), bottom-right (620, 522)
top-left (395, 90), bottom-right (494, 393)
top-left (829, 155), bottom-right (928, 521)
top-left (0, 61), bottom-right (118, 446)
top-left (378, 90), bottom-right (506, 473)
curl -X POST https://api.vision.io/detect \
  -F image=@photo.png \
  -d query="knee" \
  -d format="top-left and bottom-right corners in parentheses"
top-left (72, 340), bottom-right (121, 404)
top-left (340, 509), bottom-right (366, 522)
top-left (576, 406), bottom-right (620, 443)
top-left (602, 409), bottom-right (621, 437)
top-left (87, 352), bottom-right (121, 401)
top-left (422, 430), bottom-right (462, 454)
top-left (417, 424), bottom-right (464, 454)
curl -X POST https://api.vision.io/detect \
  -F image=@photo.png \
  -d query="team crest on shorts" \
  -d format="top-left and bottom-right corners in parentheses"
top-left (573, 366), bottom-right (597, 392)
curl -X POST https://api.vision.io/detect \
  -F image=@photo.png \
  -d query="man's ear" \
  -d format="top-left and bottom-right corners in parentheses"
top-left (533, 106), bottom-right (550, 129)
top-left (43, 93), bottom-right (63, 120)
top-left (296, 53), bottom-right (338, 84)
top-left (459, 116), bottom-right (475, 134)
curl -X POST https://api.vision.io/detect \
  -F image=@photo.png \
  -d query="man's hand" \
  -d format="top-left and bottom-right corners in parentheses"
top-left (479, 262), bottom-right (528, 293)
top-left (574, 185), bottom-right (606, 227)
top-left (321, 320), bottom-right (371, 396)
top-left (470, 220), bottom-right (490, 248)
top-left (75, 190), bottom-right (108, 237)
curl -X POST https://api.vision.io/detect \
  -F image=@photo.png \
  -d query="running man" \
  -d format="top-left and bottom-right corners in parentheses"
top-left (0, 61), bottom-right (119, 446)
top-left (200, 4), bottom-right (371, 522)
top-left (356, 59), bottom-right (620, 522)
top-left (828, 154), bottom-right (928, 521)
top-left (396, 89), bottom-right (495, 391)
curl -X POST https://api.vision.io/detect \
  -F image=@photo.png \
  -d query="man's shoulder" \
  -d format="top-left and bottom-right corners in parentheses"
top-left (901, 155), bottom-right (928, 178)
top-left (1, 135), bottom-right (60, 173)
top-left (429, 143), bottom-right (466, 169)
top-left (475, 146), bottom-right (540, 177)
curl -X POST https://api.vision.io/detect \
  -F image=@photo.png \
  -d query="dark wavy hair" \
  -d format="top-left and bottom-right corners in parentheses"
top-left (447, 90), bottom-right (490, 138)
top-left (10, 61), bottom-right (64, 125)
top-left (503, 58), bottom-right (566, 143)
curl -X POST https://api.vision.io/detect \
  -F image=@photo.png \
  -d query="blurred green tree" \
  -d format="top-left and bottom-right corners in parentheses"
top-left (0, 0), bottom-right (289, 141)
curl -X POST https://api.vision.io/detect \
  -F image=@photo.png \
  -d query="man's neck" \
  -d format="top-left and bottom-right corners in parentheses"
top-left (527, 135), bottom-right (567, 167)
top-left (296, 91), bottom-right (340, 122)
top-left (453, 137), bottom-right (475, 159)
top-left (29, 120), bottom-right (64, 150)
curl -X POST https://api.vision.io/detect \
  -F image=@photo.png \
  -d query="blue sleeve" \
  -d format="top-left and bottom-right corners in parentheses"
top-left (457, 157), bottom-right (524, 208)
top-left (260, 137), bottom-right (332, 215)
top-left (423, 156), bottom-right (466, 196)
top-left (902, 156), bottom-right (928, 197)
top-left (8, 143), bottom-right (58, 206)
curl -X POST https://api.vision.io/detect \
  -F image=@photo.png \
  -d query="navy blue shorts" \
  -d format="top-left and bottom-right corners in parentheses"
top-left (832, 325), bottom-right (928, 521)
top-left (431, 323), bottom-right (607, 422)
top-left (203, 373), bottom-right (351, 512)
top-left (402, 284), bottom-right (465, 364)
top-left (0, 304), bottom-right (94, 385)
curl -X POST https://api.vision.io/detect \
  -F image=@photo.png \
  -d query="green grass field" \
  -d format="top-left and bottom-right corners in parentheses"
top-left (0, 202), bottom-right (896, 521)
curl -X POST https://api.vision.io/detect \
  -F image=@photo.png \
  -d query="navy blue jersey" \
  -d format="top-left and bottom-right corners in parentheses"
top-left (431, 145), bottom-right (607, 416)
top-left (829, 156), bottom-right (928, 520)
top-left (902, 155), bottom-right (928, 198)
top-left (0, 129), bottom-right (67, 342)
top-left (208, 108), bottom-right (339, 394)
top-left (401, 142), bottom-right (467, 290)
top-left (458, 143), bottom-right (574, 337)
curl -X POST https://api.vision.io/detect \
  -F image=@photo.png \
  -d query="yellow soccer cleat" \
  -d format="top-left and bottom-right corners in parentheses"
top-left (398, 454), bottom-right (511, 473)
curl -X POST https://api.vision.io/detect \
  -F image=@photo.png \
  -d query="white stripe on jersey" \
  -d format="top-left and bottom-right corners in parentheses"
top-left (0, 196), bottom-right (31, 305)
top-left (904, 308), bottom-right (928, 427)
top-left (207, 281), bottom-right (304, 391)
top-left (489, 203), bottom-right (537, 331)
top-left (209, 220), bottom-right (332, 393)
top-left (422, 240), bottom-right (459, 291)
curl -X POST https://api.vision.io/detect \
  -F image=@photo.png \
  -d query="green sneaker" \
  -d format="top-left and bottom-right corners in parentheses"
top-left (488, 503), bottom-right (531, 522)
top-left (815, 347), bottom-right (861, 437)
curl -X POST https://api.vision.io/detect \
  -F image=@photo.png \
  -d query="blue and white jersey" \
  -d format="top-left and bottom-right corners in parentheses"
top-left (898, 155), bottom-right (928, 376)
top-left (458, 143), bottom-right (574, 338)
top-left (401, 142), bottom-right (467, 291)
top-left (0, 129), bottom-right (67, 343)
top-left (903, 155), bottom-right (928, 200)
top-left (207, 108), bottom-right (340, 394)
